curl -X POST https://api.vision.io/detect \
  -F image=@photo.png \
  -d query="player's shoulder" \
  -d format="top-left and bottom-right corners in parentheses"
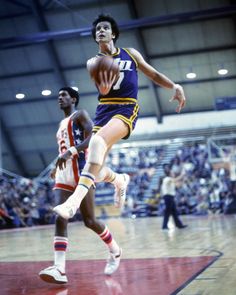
top-left (71, 110), bottom-right (91, 126)
top-left (70, 110), bottom-right (79, 120)
top-left (163, 176), bottom-right (171, 182)
top-left (123, 48), bottom-right (141, 66)
top-left (79, 109), bottom-right (90, 116)
top-left (125, 47), bottom-right (135, 51)
top-left (124, 47), bottom-right (140, 55)
top-left (73, 109), bottom-right (89, 119)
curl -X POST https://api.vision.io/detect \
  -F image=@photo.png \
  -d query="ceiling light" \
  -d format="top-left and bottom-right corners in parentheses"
top-left (41, 89), bottom-right (51, 96)
top-left (16, 93), bottom-right (25, 99)
top-left (218, 68), bottom-right (228, 75)
top-left (186, 72), bottom-right (196, 79)
top-left (72, 86), bottom-right (79, 91)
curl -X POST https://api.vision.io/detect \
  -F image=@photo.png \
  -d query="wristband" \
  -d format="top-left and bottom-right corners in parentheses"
top-left (68, 146), bottom-right (78, 156)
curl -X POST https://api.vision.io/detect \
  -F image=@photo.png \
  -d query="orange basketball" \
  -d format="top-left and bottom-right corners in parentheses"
top-left (88, 56), bottom-right (120, 84)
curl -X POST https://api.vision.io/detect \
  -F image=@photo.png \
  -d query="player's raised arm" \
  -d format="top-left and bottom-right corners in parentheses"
top-left (128, 48), bottom-right (186, 113)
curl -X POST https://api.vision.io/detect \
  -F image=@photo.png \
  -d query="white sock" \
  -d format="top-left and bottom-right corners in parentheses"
top-left (65, 172), bottom-right (95, 209)
top-left (54, 252), bottom-right (66, 272)
top-left (66, 184), bottom-right (90, 209)
top-left (108, 239), bottom-right (120, 255)
top-left (54, 236), bottom-right (68, 273)
top-left (99, 226), bottom-right (120, 254)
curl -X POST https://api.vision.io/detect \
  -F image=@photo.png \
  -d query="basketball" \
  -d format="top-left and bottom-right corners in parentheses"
top-left (88, 56), bottom-right (120, 84)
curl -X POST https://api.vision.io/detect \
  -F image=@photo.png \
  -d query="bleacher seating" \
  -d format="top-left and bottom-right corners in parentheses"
top-left (1, 136), bottom-right (235, 228)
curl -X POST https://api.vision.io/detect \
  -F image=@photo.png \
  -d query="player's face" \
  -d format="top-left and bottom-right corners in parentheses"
top-left (58, 90), bottom-right (73, 109)
top-left (95, 21), bottom-right (115, 43)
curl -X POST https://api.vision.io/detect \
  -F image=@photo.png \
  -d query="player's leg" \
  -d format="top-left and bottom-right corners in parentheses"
top-left (162, 195), bottom-right (172, 229)
top-left (171, 197), bottom-right (187, 229)
top-left (94, 104), bottom-right (138, 208)
top-left (92, 118), bottom-right (130, 208)
top-left (80, 187), bottom-right (122, 275)
top-left (39, 189), bottom-right (70, 284)
top-left (96, 165), bottom-right (130, 208)
top-left (53, 118), bottom-right (129, 219)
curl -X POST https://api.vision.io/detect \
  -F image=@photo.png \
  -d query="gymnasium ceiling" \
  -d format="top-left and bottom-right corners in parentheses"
top-left (0, 0), bottom-right (236, 177)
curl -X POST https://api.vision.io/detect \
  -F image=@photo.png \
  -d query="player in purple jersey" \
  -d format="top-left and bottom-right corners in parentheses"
top-left (93, 47), bottom-right (140, 139)
top-left (53, 14), bottom-right (186, 273)
top-left (39, 87), bottom-right (122, 282)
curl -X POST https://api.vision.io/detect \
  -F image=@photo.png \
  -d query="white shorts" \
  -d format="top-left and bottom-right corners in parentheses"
top-left (54, 157), bottom-right (83, 192)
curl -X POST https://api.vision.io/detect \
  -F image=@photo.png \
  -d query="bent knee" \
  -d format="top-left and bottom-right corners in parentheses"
top-left (83, 217), bottom-right (96, 229)
top-left (87, 135), bottom-right (107, 165)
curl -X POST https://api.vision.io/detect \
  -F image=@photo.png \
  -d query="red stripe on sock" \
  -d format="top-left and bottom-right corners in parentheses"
top-left (100, 229), bottom-right (109, 239)
top-left (54, 241), bottom-right (68, 251)
top-left (103, 234), bottom-right (112, 244)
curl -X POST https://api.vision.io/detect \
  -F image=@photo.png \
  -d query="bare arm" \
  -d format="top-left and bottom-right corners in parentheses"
top-left (172, 170), bottom-right (185, 184)
top-left (72, 109), bottom-right (93, 152)
top-left (128, 48), bottom-right (186, 113)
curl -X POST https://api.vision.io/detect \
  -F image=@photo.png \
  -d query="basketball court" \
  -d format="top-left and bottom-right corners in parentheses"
top-left (1, 215), bottom-right (235, 295)
top-left (1, 1), bottom-right (236, 295)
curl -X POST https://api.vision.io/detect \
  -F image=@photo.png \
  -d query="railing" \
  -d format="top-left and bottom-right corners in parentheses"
top-left (0, 168), bottom-right (29, 181)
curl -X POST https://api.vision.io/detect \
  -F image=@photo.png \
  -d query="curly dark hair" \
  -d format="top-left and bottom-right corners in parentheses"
top-left (91, 14), bottom-right (120, 44)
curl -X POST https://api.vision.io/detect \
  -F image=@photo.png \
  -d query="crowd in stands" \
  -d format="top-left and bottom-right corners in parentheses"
top-left (0, 177), bottom-right (56, 229)
top-left (167, 143), bottom-right (233, 216)
top-left (1, 142), bottom-right (235, 229)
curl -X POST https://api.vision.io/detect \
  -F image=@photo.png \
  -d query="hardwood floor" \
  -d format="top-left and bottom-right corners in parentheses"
top-left (0, 214), bottom-right (235, 294)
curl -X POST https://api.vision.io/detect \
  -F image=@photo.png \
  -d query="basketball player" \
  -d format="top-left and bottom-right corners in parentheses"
top-left (54, 14), bottom-right (186, 226)
top-left (39, 87), bottom-right (122, 283)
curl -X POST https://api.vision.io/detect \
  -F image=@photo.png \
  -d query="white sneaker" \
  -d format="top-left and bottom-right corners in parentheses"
top-left (104, 249), bottom-right (122, 275)
top-left (53, 203), bottom-right (77, 220)
top-left (39, 265), bottom-right (68, 284)
top-left (114, 174), bottom-right (130, 208)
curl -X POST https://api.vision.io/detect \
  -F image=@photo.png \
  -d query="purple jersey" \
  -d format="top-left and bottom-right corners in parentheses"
top-left (98, 48), bottom-right (138, 103)
top-left (93, 48), bottom-right (140, 139)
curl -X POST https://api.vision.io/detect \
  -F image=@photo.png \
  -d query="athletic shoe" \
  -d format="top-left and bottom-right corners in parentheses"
top-left (178, 224), bottom-right (188, 229)
top-left (114, 174), bottom-right (130, 208)
top-left (55, 289), bottom-right (68, 295)
top-left (39, 265), bottom-right (68, 284)
top-left (53, 203), bottom-right (77, 220)
top-left (104, 249), bottom-right (122, 275)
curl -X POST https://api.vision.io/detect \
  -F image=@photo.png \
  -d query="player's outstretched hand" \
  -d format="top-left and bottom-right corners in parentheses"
top-left (55, 150), bottom-right (72, 170)
top-left (97, 70), bottom-right (117, 95)
top-left (170, 84), bottom-right (186, 113)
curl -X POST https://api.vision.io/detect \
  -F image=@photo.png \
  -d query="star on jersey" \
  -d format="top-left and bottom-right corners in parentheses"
top-left (75, 139), bottom-right (81, 145)
top-left (74, 129), bottom-right (82, 146)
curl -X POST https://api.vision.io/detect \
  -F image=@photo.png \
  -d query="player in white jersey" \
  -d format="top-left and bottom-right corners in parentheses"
top-left (39, 87), bottom-right (122, 284)
top-left (54, 112), bottom-right (86, 191)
